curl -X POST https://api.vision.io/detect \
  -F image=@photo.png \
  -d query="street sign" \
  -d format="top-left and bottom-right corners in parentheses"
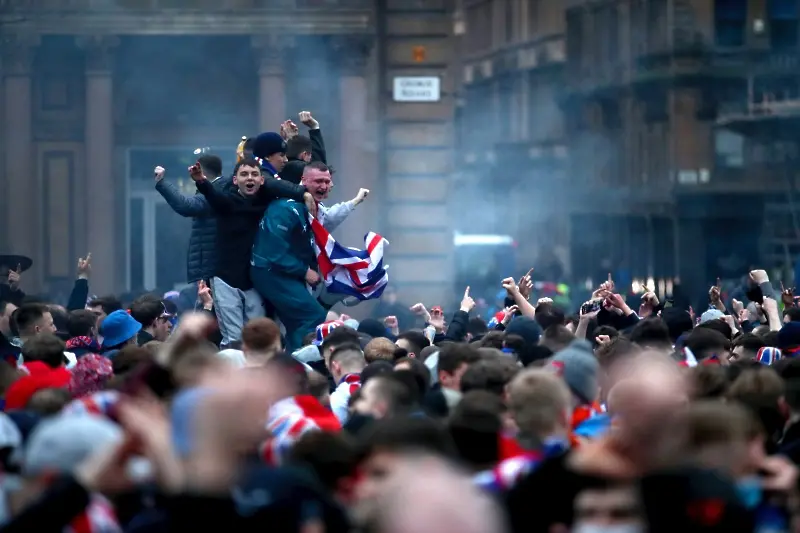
top-left (392, 76), bottom-right (441, 102)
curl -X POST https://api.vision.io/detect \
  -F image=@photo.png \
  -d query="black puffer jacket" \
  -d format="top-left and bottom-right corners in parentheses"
top-left (155, 176), bottom-right (231, 283)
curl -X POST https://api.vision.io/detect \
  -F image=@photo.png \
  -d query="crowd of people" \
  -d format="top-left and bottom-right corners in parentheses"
top-left (1, 114), bottom-right (800, 532)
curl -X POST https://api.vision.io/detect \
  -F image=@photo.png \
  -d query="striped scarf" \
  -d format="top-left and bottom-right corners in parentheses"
top-left (309, 215), bottom-right (388, 301)
top-left (474, 439), bottom-right (569, 493)
top-left (62, 391), bottom-right (120, 420)
top-left (65, 494), bottom-right (120, 533)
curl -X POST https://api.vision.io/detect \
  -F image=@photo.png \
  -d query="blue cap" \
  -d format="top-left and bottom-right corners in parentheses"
top-left (99, 310), bottom-right (142, 348)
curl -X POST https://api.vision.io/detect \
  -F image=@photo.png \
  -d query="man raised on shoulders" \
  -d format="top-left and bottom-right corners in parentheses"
top-left (250, 162), bottom-right (331, 352)
top-left (189, 157), bottom-right (314, 348)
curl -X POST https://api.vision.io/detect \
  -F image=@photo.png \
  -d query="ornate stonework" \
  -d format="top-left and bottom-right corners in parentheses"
top-left (76, 35), bottom-right (120, 74)
top-left (327, 35), bottom-right (373, 75)
top-left (0, 35), bottom-right (40, 76)
top-left (251, 35), bottom-right (295, 76)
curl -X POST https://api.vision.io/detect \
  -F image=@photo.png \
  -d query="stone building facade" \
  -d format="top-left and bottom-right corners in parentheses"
top-left (0, 0), bottom-right (459, 306)
top-left (456, 0), bottom-right (800, 295)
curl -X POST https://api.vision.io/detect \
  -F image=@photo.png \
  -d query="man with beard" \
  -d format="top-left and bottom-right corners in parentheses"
top-left (250, 161), bottom-right (332, 352)
top-left (191, 157), bottom-right (314, 347)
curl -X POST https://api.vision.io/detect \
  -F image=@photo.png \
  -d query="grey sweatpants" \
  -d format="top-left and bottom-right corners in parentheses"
top-left (210, 276), bottom-right (265, 346)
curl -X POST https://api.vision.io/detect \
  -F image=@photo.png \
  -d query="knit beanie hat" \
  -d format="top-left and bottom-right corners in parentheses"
top-left (252, 132), bottom-right (287, 159)
top-left (778, 321), bottom-right (800, 351)
top-left (661, 307), bottom-right (694, 344)
top-left (549, 339), bottom-right (599, 404)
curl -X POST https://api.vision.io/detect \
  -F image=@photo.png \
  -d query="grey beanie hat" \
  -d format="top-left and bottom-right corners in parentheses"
top-left (24, 414), bottom-right (122, 476)
top-left (549, 339), bottom-right (599, 404)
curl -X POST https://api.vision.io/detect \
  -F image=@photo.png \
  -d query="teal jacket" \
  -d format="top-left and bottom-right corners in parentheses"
top-left (252, 199), bottom-right (316, 279)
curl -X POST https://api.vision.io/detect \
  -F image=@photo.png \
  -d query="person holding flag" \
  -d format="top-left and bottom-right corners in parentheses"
top-left (250, 162), bottom-right (331, 352)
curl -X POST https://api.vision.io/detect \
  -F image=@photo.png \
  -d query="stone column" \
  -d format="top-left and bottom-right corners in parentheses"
top-left (78, 36), bottom-right (119, 295)
top-left (331, 35), bottom-right (374, 246)
top-left (252, 35), bottom-right (291, 133)
top-left (1, 36), bottom-right (40, 289)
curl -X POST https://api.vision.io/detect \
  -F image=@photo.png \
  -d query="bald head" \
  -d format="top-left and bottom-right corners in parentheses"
top-left (363, 453), bottom-right (507, 533)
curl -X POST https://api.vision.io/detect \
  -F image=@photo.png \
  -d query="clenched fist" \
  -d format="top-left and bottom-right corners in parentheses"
top-left (353, 188), bottom-right (370, 205)
top-left (154, 166), bottom-right (165, 182)
top-left (299, 111), bottom-right (319, 129)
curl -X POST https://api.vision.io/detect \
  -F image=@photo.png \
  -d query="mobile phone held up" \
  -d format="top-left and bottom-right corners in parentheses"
top-left (581, 299), bottom-right (603, 315)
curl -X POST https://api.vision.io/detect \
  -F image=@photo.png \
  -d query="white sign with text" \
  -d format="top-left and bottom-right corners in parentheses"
top-left (393, 77), bottom-right (441, 102)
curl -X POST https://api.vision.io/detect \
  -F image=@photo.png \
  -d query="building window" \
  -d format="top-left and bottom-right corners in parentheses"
top-left (505, 0), bottom-right (514, 43)
top-left (566, 10), bottom-right (583, 73)
top-left (715, 0), bottom-right (747, 47)
top-left (607, 5), bottom-right (619, 63)
top-left (646, 0), bottom-right (668, 53)
top-left (769, 0), bottom-right (799, 49)
top-left (715, 130), bottom-right (745, 168)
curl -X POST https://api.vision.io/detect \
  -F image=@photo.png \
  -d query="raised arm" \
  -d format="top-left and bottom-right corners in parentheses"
top-left (155, 167), bottom-right (213, 217)
top-left (260, 176), bottom-right (307, 203)
top-left (189, 163), bottom-right (236, 215)
top-left (300, 111), bottom-right (327, 163)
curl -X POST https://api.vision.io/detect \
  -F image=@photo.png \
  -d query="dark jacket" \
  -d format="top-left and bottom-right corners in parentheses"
top-left (279, 128), bottom-right (328, 184)
top-left (251, 199), bottom-right (316, 279)
top-left (0, 284), bottom-right (24, 306)
top-left (155, 176), bottom-right (230, 283)
top-left (198, 178), bottom-right (307, 290)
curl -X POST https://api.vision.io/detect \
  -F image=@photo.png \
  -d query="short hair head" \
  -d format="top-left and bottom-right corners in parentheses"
top-left (22, 333), bottom-right (66, 368)
top-left (197, 154), bottom-right (223, 178)
top-left (14, 304), bottom-right (51, 336)
top-left (286, 135), bottom-right (313, 160)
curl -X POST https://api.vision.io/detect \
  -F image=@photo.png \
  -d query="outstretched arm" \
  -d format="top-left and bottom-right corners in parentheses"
top-left (195, 179), bottom-right (235, 215)
top-left (155, 165), bottom-right (213, 217)
top-left (300, 111), bottom-right (327, 164)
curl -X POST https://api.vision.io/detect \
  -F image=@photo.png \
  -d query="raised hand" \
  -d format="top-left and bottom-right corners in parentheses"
top-left (460, 286), bottom-right (475, 313)
top-left (429, 306), bottom-right (446, 332)
top-left (197, 280), bottom-right (213, 309)
top-left (299, 111), bottom-right (319, 129)
top-left (502, 277), bottom-right (519, 295)
top-left (188, 163), bottom-right (206, 182)
top-left (280, 119), bottom-right (299, 140)
top-left (639, 292), bottom-right (659, 317)
top-left (592, 273), bottom-right (615, 299)
top-left (501, 305), bottom-right (518, 325)
top-left (709, 277), bottom-right (722, 303)
top-left (154, 165), bottom-right (165, 182)
top-left (353, 188), bottom-right (370, 205)
top-left (409, 303), bottom-right (427, 315)
top-left (77, 253), bottom-right (92, 279)
top-left (384, 315), bottom-right (399, 334)
top-left (781, 282), bottom-right (796, 308)
top-left (518, 268), bottom-right (534, 300)
top-left (7, 264), bottom-right (21, 290)
top-left (750, 269), bottom-right (769, 285)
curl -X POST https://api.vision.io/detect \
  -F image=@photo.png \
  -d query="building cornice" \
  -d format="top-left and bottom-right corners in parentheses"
top-left (0, 9), bottom-right (373, 35)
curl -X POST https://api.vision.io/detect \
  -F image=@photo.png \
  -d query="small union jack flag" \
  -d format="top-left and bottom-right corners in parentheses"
top-left (309, 215), bottom-right (389, 301)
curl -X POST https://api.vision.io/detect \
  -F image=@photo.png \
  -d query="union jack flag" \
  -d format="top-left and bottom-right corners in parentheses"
top-left (309, 215), bottom-right (389, 300)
